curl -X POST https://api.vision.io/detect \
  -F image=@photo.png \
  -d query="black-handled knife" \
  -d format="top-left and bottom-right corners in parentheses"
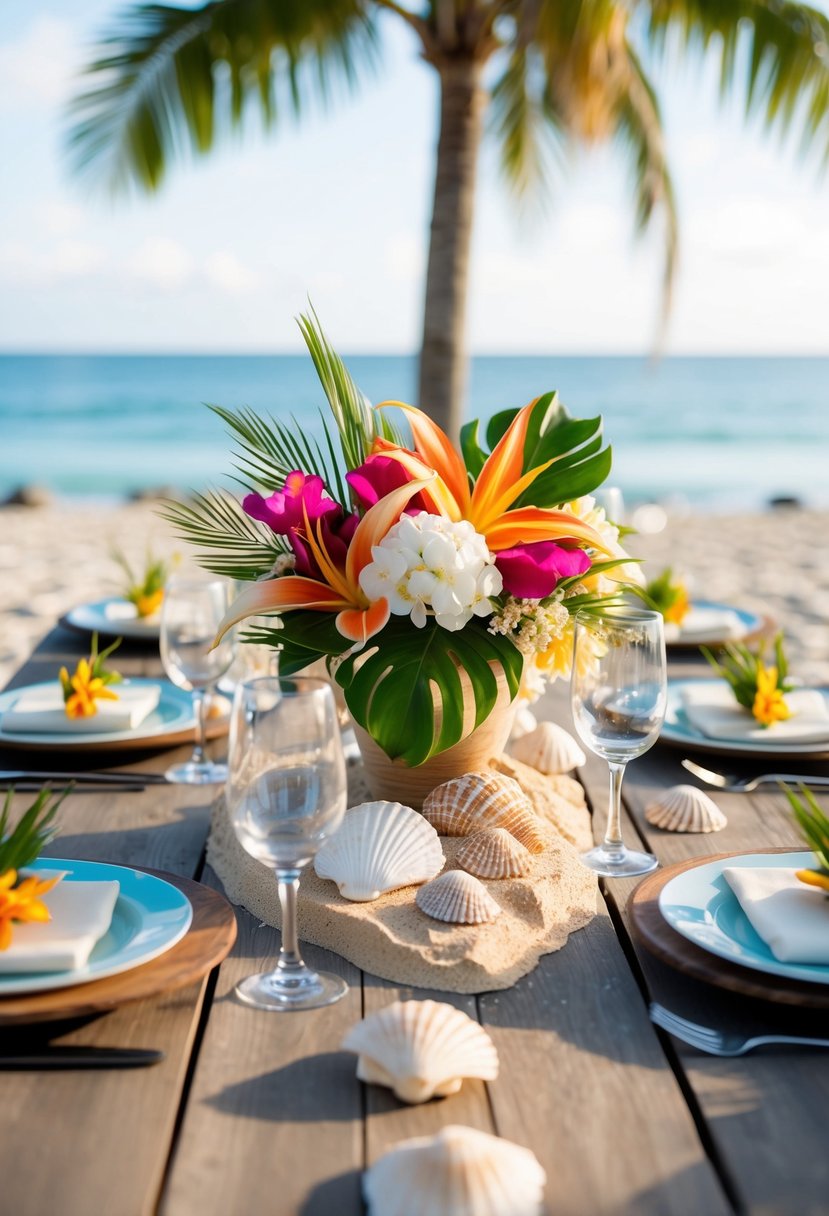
top-left (0, 1047), bottom-right (165, 1070)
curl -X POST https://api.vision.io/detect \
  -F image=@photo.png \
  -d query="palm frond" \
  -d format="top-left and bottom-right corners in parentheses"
top-left (159, 488), bottom-right (286, 580)
top-left (647, 0), bottom-right (829, 163)
top-left (67, 0), bottom-right (378, 192)
top-left (489, 43), bottom-right (562, 199)
top-left (612, 39), bottom-right (678, 317)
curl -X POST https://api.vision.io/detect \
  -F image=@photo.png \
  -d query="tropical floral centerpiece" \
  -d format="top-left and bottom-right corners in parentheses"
top-left (165, 313), bottom-right (636, 769)
top-left (0, 787), bottom-right (66, 950)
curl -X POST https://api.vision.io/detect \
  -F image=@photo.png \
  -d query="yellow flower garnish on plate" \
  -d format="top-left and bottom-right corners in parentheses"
top-left (640, 567), bottom-right (690, 626)
top-left (113, 549), bottom-right (177, 618)
top-left (0, 869), bottom-right (61, 950)
top-left (784, 785), bottom-right (829, 895)
top-left (59, 633), bottom-right (122, 720)
top-left (0, 786), bottom-right (67, 950)
top-left (752, 664), bottom-right (792, 727)
top-left (703, 632), bottom-right (794, 728)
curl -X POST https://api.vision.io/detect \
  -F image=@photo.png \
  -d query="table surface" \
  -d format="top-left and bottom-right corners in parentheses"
top-left (2, 626), bottom-right (828, 1216)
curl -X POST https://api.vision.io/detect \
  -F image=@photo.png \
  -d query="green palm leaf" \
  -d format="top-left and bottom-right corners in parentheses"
top-left (335, 617), bottom-right (524, 766)
top-left (159, 488), bottom-right (286, 580)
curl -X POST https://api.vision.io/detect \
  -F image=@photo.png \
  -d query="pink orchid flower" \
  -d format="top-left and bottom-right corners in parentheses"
top-left (346, 455), bottom-right (429, 514)
top-left (495, 540), bottom-right (591, 599)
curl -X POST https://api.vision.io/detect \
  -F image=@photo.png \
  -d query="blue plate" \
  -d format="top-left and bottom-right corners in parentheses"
top-left (0, 859), bottom-right (193, 996)
top-left (667, 599), bottom-right (763, 648)
top-left (0, 678), bottom-right (195, 749)
top-left (659, 851), bottom-right (829, 986)
top-left (660, 677), bottom-right (829, 758)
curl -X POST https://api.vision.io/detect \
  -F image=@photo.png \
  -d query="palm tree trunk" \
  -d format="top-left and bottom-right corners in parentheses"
top-left (418, 55), bottom-right (485, 438)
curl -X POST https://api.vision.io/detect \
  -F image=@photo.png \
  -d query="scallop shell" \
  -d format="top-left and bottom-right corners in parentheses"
top-left (509, 705), bottom-right (538, 741)
top-left (422, 772), bottom-right (547, 854)
top-left (364, 1125), bottom-right (546, 1216)
top-left (416, 870), bottom-right (502, 924)
top-left (314, 801), bottom-right (444, 901)
top-left (510, 722), bottom-right (586, 774)
top-left (341, 999), bottom-right (499, 1104)
top-left (456, 828), bottom-right (532, 879)
top-left (645, 785), bottom-right (727, 833)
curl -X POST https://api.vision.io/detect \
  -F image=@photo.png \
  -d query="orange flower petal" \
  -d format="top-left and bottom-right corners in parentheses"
top-left (336, 597), bottom-right (390, 644)
top-left (0, 917), bottom-right (12, 951)
top-left (470, 401), bottom-right (535, 528)
top-left (370, 439), bottom-right (463, 520)
top-left (377, 402), bottom-right (471, 513)
top-left (484, 507), bottom-right (612, 553)
top-left (213, 576), bottom-right (352, 644)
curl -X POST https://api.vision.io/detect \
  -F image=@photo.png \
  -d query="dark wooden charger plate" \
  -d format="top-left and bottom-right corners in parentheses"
top-left (629, 850), bottom-right (829, 1010)
top-left (0, 869), bottom-right (237, 1025)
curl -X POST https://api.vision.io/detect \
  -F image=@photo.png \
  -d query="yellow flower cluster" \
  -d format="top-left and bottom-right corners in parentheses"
top-left (0, 869), bottom-right (60, 951)
top-left (751, 664), bottom-right (791, 727)
top-left (59, 657), bottom-right (120, 719)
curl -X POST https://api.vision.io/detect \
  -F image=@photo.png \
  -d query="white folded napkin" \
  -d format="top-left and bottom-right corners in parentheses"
top-left (104, 600), bottom-right (160, 628)
top-left (723, 865), bottom-right (829, 964)
top-left (1, 682), bottom-right (162, 734)
top-left (680, 683), bottom-right (829, 744)
top-left (677, 606), bottom-right (746, 644)
top-left (0, 877), bottom-right (120, 973)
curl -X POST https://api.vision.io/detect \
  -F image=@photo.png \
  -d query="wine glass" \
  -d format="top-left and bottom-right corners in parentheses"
top-left (160, 575), bottom-right (236, 784)
top-left (226, 676), bottom-right (348, 1011)
top-left (570, 607), bottom-right (667, 877)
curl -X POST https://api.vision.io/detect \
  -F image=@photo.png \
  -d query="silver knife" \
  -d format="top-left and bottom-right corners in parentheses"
top-left (0, 770), bottom-right (169, 785)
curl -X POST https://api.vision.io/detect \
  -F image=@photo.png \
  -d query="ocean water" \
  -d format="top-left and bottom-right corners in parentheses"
top-left (1, 354), bottom-right (827, 510)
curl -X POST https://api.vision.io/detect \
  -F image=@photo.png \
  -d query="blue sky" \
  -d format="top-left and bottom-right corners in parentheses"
top-left (1, 0), bottom-right (828, 354)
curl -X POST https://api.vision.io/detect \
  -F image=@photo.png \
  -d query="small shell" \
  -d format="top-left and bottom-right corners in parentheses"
top-left (315, 801), bottom-right (444, 901)
top-left (422, 772), bottom-right (547, 854)
top-left (511, 722), bottom-right (586, 774)
top-left (364, 1124), bottom-right (546, 1216)
top-left (416, 870), bottom-right (502, 924)
top-left (456, 829), bottom-right (532, 879)
top-left (342, 999), bottom-right (499, 1104)
top-left (645, 785), bottom-right (727, 833)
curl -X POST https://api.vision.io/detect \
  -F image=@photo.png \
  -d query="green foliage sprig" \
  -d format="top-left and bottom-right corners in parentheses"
top-left (0, 786), bottom-right (67, 876)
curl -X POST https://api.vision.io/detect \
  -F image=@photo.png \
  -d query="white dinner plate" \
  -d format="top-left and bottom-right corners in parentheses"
top-left (65, 597), bottom-right (160, 641)
top-left (0, 858), bottom-right (193, 996)
top-left (658, 851), bottom-right (829, 986)
top-left (660, 677), bottom-right (829, 759)
top-left (0, 678), bottom-right (197, 752)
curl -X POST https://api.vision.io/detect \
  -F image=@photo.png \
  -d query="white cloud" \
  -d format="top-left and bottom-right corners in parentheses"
top-left (0, 17), bottom-right (78, 110)
top-left (0, 238), bottom-right (104, 285)
top-left (126, 238), bottom-right (194, 290)
top-left (38, 199), bottom-right (85, 236)
top-left (385, 235), bottom-right (424, 283)
top-left (205, 251), bottom-right (259, 294)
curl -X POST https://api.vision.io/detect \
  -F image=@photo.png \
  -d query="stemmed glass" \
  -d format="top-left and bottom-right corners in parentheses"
top-left (160, 575), bottom-right (236, 784)
top-left (226, 676), bottom-right (348, 1011)
top-left (570, 607), bottom-right (667, 877)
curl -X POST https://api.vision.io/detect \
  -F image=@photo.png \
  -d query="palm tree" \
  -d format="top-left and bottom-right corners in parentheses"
top-left (68, 0), bottom-right (829, 437)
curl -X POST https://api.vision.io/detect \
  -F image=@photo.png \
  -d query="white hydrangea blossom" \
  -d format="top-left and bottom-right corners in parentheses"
top-left (359, 512), bottom-right (502, 631)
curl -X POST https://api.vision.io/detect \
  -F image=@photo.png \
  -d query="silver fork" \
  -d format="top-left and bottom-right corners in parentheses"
top-left (649, 1003), bottom-right (829, 1056)
top-left (681, 758), bottom-right (829, 794)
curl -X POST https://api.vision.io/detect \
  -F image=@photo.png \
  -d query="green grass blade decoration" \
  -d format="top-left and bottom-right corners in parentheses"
top-left (0, 786), bottom-right (68, 875)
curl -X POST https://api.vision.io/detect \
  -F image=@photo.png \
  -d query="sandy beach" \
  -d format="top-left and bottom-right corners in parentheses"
top-left (2, 500), bottom-right (828, 688)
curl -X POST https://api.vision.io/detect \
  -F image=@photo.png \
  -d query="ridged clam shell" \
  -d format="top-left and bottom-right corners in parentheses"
top-left (422, 772), bottom-right (547, 854)
top-left (511, 722), bottom-right (586, 774)
top-left (341, 999), bottom-right (499, 1104)
top-left (364, 1125), bottom-right (546, 1216)
top-left (645, 785), bottom-right (727, 833)
top-left (509, 705), bottom-right (538, 741)
top-left (416, 870), bottom-right (502, 924)
top-left (456, 829), bottom-right (532, 879)
top-left (314, 801), bottom-right (444, 901)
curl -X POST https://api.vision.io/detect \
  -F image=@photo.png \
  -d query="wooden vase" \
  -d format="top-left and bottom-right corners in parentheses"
top-left (352, 664), bottom-right (517, 810)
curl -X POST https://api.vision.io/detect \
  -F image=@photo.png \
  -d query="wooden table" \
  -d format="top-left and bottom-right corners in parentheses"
top-left (2, 626), bottom-right (828, 1216)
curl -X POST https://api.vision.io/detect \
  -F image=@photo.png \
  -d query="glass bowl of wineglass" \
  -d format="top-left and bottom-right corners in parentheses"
top-left (570, 606), bottom-right (667, 877)
top-left (226, 676), bottom-right (349, 1011)
top-left (160, 575), bottom-right (236, 784)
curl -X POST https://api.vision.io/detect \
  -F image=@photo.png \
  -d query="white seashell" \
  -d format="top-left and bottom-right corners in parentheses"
top-left (510, 721), bottom-right (586, 774)
top-left (509, 705), bottom-right (538, 741)
top-left (364, 1124), bottom-right (546, 1216)
top-left (314, 801), bottom-right (444, 901)
top-left (416, 870), bottom-right (502, 924)
top-left (342, 999), bottom-right (498, 1103)
top-left (422, 772), bottom-right (547, 854)
top-left (645, 785), bottom-right (727, 833)
top-left (456, 829), bottom-right (532, 879)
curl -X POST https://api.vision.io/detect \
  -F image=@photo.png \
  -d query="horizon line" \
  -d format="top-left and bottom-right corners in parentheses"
top-left (2, 349), bottom-right (829, 360)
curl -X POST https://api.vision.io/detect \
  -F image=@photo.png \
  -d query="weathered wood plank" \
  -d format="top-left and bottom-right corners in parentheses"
top-left (161, 866), bottom-right (364, 1216)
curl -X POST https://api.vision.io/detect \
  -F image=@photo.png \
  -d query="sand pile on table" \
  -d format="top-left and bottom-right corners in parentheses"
top-left (207, 758), bottom-right (597, 994)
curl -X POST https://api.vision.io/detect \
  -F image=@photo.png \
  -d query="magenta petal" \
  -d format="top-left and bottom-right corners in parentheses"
top-left (243, 472), bottom-right (340, 536)
top-left (495, 542), bottom-right (591, 599)
top-left (347, 455), bottom-right (428, 512)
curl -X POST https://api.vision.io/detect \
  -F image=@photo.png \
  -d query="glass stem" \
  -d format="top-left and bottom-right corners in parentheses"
top-left (191, 688), bottom-right (207, 765)
top-left (603, 761), bottom-right (627, 857)
top-left (276, 869), bottom-right (307, 979)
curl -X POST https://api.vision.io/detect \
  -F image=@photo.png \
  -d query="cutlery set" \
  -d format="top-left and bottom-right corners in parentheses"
top-left (0, 769), bottom-right (170, 793)
top-left (681, 758), bottom-right (829, 793)
top-left (649, 1003), bottom-right (829, 1056)
top-left (0, 1047), bottom-right (165, 1070)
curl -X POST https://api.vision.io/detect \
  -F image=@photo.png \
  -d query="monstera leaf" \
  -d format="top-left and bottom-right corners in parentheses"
top-left (242, 612), bottom-right (349, 676)
top-left (335, 617), bottom-right (524, 766)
